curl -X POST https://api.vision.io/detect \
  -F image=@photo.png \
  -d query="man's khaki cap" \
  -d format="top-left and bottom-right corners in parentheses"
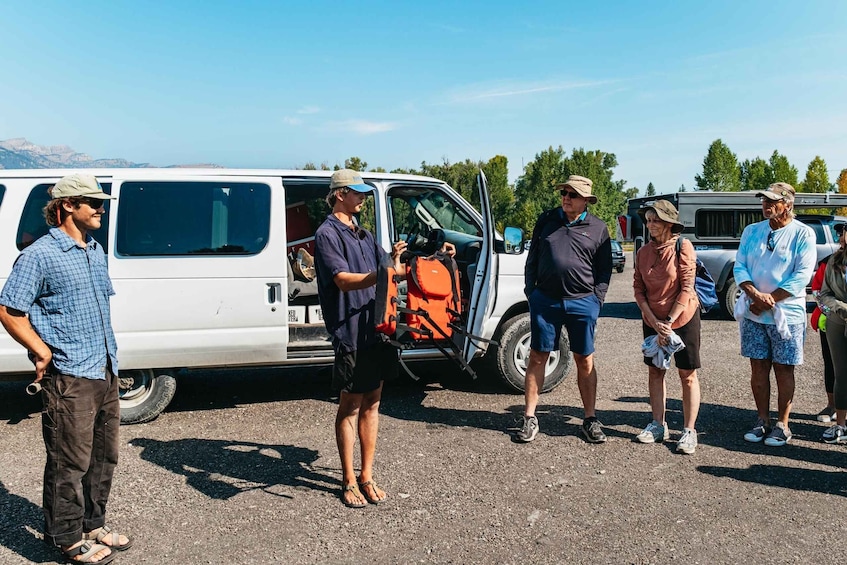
top-left (51, 174), bottom-right (115, 200)
top-left (554, 175), bottom-right (597, 203)
top-left (637, 199), bottom-right (684, 234)
top-left (329, 169), bottom-right (372, 193)
top-left (757, 182), bottom-right (795, 202)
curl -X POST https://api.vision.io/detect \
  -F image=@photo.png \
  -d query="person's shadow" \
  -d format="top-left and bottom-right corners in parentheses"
top-left (0, 480), bottom-right (54, 563)
top-left (130, 438), bottom-right (337, 500)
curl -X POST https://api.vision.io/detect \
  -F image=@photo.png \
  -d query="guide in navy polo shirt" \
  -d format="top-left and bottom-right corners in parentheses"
top-left (314, 213), bottom-right (388, 353)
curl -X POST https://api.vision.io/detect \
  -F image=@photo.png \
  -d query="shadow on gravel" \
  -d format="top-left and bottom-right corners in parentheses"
top-left (617, 395), bottom-right (847, 468)
top-left (697, 464), bottom-right (847, 497)
top-left (130, 438), bottom-right (337, 500)
top-left (381, 384), bottom-right (518, 436)
top-left (0, 381), bottom-right (41, 425)
top-left (598, 301), bottom-right (641, 320)
top-left (0, 481), bottom-right (53, 563)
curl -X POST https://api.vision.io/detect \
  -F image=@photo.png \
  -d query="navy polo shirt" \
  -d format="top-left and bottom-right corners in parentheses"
top-left (314, 214), bottom-right (388, 353)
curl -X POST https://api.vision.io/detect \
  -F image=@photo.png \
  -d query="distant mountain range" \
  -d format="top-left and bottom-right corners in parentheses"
top-left (0, 138), bottom-right (221, 169)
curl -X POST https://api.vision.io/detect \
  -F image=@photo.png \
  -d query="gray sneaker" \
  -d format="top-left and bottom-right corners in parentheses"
top-left (636, 420), bottom-right (669, 443)
top-left (581, 417), bottom-right (607, 443)
top-left (822, 424), bottom-right (847, 444)
top-left (764, 422), bottom-right (792, 447)
top-left (676, 428), bottom-right (697, 454)
top-left (515, 415), bottom-right (539, 443)
top-left (743, 418), bottom-right (770, 443)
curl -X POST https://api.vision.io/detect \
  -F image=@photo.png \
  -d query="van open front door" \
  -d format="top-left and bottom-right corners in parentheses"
top-left (462, 170), bottom-right (497, 365)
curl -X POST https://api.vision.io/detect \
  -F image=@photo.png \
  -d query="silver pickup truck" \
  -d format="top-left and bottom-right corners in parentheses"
top-left (619, 191), bottom-right (847, 318)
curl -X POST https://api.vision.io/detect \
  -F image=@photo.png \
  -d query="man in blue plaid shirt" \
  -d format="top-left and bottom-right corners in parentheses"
top-left (0, 174), bottom-right (131, 564)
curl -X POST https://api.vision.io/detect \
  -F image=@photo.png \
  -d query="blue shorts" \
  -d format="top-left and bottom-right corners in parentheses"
top-left (739, 317), bottom-right (806, 365)
top-left (529, 290), bottom-right (600, 356)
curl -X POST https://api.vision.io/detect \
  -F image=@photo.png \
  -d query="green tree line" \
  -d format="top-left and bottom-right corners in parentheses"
top-left (305, 139), bottom-right (847, 237)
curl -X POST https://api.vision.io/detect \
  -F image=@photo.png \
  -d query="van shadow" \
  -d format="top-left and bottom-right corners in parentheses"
top-left (129, 438), bottom-right (337, 500)
top-left (0, 480), bottom-right (53, 563)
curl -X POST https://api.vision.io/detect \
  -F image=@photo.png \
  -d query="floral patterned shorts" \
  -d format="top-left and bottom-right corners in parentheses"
top-left (739, 317), bottom-right (806, 365)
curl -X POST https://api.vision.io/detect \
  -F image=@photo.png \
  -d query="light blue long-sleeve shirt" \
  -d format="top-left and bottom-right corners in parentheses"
top-left (733, 219), bottom-right (816, 326)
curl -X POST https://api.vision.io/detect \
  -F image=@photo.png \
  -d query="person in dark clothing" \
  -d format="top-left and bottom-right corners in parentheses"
top-left (516, 175), bottom-right (612, 444)
top-left (314, 169), bottom-right (407, 509)
top-left (0, 174), bottom-right (130, 564)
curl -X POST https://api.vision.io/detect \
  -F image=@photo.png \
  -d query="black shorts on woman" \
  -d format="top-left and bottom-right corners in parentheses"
top-left (642, 309), bottom-right (701, 370)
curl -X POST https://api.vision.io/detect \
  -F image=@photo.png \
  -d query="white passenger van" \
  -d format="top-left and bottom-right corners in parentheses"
top-left (0, 169), bottom-right (573, 423)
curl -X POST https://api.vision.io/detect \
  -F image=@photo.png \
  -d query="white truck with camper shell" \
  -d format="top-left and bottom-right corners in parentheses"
top-left (0, 168), bottom-right (572, 423)
top-left (618, 190), bottom-right (847, 318)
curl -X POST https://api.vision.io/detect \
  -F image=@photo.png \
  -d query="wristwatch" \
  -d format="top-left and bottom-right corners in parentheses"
top-left (665, 316), bottom-right (674, 323)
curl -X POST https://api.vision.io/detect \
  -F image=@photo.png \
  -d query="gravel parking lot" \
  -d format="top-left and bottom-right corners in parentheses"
top-left (1, 263), bottom-right (845, 565)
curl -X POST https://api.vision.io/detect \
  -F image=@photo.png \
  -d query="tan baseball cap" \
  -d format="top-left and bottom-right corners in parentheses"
top-left (554, 175), bottom-right (597, 203)
top-left (757, 182), bottom-right (795, 202)
top-left (51, 174), bottom-right (114, 200)
top-left (637, 199), bottom-right (684, 234)
top-left (329, 169), bottom-right (372, 193)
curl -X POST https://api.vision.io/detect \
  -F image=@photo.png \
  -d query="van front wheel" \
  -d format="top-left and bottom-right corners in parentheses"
top-left (492, 313), bottom-right (572, 393)
top-left (119, 369), bottom-right (177, 425)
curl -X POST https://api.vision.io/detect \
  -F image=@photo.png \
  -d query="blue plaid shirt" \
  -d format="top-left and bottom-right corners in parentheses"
top-left (0, 228), bottom-right (118, 379)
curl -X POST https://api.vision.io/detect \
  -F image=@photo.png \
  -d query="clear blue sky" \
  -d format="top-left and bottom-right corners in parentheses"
top-left (1, 1), bottom-right (845, 194)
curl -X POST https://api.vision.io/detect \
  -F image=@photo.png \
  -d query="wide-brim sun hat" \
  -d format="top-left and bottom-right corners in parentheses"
top-left (637, 199), bottom-right (684, 233)
top-left (553, 175), bottom-right (597, 204)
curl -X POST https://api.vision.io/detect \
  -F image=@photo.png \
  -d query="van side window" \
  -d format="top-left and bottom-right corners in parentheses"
top-left (801, 219), bottom-right (825, 244)
top-left (16, 183), bottom-right (111, 251)
top-left (388, 188), bottom-right (481, 242)
top-left (116, 181), bottom-right (270, 256)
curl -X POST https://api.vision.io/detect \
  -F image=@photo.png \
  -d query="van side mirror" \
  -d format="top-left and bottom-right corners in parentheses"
top-left (500, 226), bottom-right (525, 254)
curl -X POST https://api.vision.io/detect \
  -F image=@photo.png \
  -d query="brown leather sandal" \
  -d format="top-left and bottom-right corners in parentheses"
top-left (358, 479), bottom-right (387, 504)
top-left (340, 483), bottom-right (367, 508)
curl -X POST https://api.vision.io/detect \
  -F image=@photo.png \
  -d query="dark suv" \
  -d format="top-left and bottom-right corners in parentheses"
top-left (611, 240), bottom-right (625, 273)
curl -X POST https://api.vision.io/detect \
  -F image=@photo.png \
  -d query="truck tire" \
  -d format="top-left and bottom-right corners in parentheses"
top-left (119, 369), bottom-right (177, 424)
top-left (720, 277), bottom-right (742, 319)
top-left (491, 313), bottom-right (572, 393)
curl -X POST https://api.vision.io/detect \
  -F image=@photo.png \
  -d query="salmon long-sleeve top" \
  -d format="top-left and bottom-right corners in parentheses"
top-left (633, 236), bottom-right (699, 328)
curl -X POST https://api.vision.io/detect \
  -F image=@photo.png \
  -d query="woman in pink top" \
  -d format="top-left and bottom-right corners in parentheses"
top-left (633, 200), bottom-right (701, 454)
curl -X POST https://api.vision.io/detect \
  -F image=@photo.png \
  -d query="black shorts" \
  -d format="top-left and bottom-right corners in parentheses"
top-left (332, 342), bottom-right (399, 394)
top-left (642, 309), bottom-right (701, 370)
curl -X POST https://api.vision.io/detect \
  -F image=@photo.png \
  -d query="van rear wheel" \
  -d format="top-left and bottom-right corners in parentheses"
top-left (119, 369), bottom-right (177, 424)
top-left (491, 313), bottom-right (572, 393)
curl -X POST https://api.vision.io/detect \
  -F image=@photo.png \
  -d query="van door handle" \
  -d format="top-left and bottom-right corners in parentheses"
top-left (267, 283), bottom-right (282, 304)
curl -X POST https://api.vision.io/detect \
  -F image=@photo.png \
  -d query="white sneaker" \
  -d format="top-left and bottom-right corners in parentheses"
top-left (676, 428), bottom-right (697, 454)
top-left (636, 420), bottom-right (669, 443)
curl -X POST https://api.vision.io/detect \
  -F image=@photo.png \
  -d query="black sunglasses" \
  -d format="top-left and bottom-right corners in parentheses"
top-left (80, 197), bottom-right (105, 209)
top-left (767, 231), bottom-right (776, 251)
top-left (559, 189), bottom-right (582, 199)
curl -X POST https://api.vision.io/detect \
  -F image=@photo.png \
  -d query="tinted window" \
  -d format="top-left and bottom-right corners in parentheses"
top-left (116, 181), bottom-right (270, 256)
top-left (800, 219), bottom-right (826, 244)
top-left (611, 241), bottom-right (622, 252)
top-left (0, 185), bottom-right (4, 206)
top-left (16, 183), bottom-right (111, 251)
top-left (695, 210), bottom-right (760, 238)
